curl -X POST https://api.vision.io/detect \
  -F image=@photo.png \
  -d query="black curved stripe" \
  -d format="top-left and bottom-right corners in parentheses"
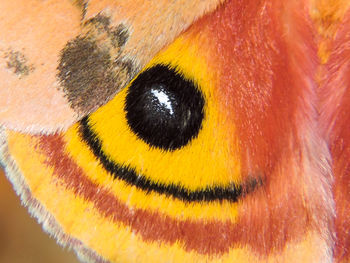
top-left (79, 116), bottom-right (260, 202)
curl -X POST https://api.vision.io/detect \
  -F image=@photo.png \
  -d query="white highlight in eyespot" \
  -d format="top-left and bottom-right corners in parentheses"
top-left (151, 89), bottom-right (174, 115)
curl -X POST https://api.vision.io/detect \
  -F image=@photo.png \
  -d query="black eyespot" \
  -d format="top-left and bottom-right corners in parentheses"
top-left (125, 65), bottom-right (205, 151)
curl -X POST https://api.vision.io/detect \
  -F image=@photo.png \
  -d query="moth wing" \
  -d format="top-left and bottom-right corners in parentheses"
top-left (0, 0), bottom-right (222, 133)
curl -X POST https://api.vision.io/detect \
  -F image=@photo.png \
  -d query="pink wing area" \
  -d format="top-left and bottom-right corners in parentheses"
top-left (0, 0), bottom-right (222, 134)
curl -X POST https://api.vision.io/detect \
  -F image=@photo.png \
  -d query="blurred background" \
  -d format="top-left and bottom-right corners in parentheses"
top-left (0, 169), bottom-right (79, 263)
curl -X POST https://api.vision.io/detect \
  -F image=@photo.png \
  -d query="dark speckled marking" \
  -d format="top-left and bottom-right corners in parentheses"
top-left (5, 50), bottom-right (35, 78)
top-left (87, 14), bottom-right (111, 31)
top-left (111, 24), bottom-right (130, 48)
top-left (57, 14), bottom-right (135, 114)
top-left (57, 37), bottom-right (132, 113)
top-left (87, 15), bottom-right (130, 48)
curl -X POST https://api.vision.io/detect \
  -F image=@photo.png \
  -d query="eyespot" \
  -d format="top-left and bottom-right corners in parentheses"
top-left (124, 64), bottom-right (205, 151)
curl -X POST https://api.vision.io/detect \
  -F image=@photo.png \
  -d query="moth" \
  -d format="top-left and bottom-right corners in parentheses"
top-left (1, 0), bottom-right (350, 262)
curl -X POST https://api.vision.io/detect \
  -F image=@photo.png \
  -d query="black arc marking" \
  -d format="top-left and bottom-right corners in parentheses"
top-left (125, 65), bottom-right (205, 151)
top-left (79, 117), bottom-right (261, 203)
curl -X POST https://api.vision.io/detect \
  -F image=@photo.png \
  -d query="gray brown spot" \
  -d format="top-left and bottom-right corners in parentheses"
top-left (57, 15), bottom-right (135, 114)
top-left (111, 24), bottom-right (130, 48)
top-left (5, 50), bottom-right (35, 78)
top-left (87, 14), bottom-right (111, 31)
top-left (82, 14), bottom-right (130, 46)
